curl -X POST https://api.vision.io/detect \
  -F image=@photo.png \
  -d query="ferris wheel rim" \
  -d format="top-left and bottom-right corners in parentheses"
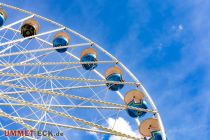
top-left (0, 2), bottom-right (166, 140)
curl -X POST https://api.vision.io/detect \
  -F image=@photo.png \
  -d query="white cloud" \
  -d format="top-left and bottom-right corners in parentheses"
top-left (88, 127), bottom-right (102, 140)
top-left (88, 117), bottom-right (140, 140)
top-left (171, 24), bottom-right (183, 31)
top-left (107, 117), bottom-right (139, 140)
top-left (178, 24), bottom-right (183, 30)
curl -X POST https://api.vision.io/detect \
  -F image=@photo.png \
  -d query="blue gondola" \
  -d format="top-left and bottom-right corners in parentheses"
top-left (149, 131), bottom-right (163, 140)
top-left (105, 67), bottom-right (124, 91)
top-left (53, 32), bottom-right (70, 53)
top-left (127, 100), bottom-right (148, 118)
top-left (0, 9), bottom-right (7, 27)
top-left (81, 53), bottom-right (97, 70)
top-left (80, 48), bottom-right (98, 70)
top-left (139, 118), bottom-right (165, 140)
top-left (124, 90), bottom-right (147, 117)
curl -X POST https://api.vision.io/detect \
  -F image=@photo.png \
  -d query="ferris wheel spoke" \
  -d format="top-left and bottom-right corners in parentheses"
top-left (1, 113), bottom-right (138, 139)
top-left (0, 43), bottom-right (91, 58)
top-left (1, 26), bottom-right (54, 56)
top-left (4, 27), bottom-right (65, 50)
top-left (25, 94), bottom-right (107, 135)
top-left (3, 66), bottom-right (82, 83)
top-left (46, 76), bottom-right (112, 127)
top-left (64, 49), bottom-right (124, 128)
top-left (0, 60), bottom-right (115, 67)
top-left (46, 94), bottom-right (82, 128)
top-left (1, 48), bottom-right (86, 98)
top-left (64, 49), bottom-right (135, 127)
top-left (0, 15), bottom-right (34, 31)
top-left (0, 50), bottom-right (52, 72)
top-left (1, 102), bottom-right (44, 129)
top-left (0, 29), bottom-right (8, 43)
top-left (2, 92), bottom-right (135, 139)
top-left (0, 58), bottom-right (57, 124)
top-left (22, 77), bottom-right (86, 135)
top-left (0, 122), bottom-right (11, 140)
top-left (0, 94), bottom-right (155, 114)
top-left (0, 103), bottom-right (156, 113)
top-left (0, 110), bottom-right (42, 140)
top-left (0, 84), bottom-right (122, 108)
top-left (0, 37), bottom-right (61, 100)
top-left (44, 110), bottom-right (70, 140)
top-left (0, 68), bottom-right (43, 125)
top-left (0, 103), bottom-right (124, 110)
top-left (20, 117), bottom-right (122, 136)
top-left (0, 72), bottom-right (139, 86)
top-left (0, 32), bottom-right (70, 107)
top-left (12, 41), bottom-right (95, 129)
top-left (0, 27), bottom-right (22, 55)
top-left (45, 83), bottom-right (106, 90)
top-left (0, 104), bottom-right (55, 140)
top-left (0, 94), bottom-right (140, 140)
top-left (0, 27), bottom-right (65, 47)
top-left (0, 82), bottom-right (127, 108)
top-left (42, 46), bottom-right (103, 128)
top-left (0, 73), bottom-right (47, 121)
top-left (74, 67), bottom-right (109, 125)
top-left (4, 84), bottom-right (106, 94)
top-left (0, 52), bottom-right (53, 105)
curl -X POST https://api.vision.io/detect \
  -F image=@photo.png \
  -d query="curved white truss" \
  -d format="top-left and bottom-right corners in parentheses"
top-left (0, 3), bottom-right (166, 140)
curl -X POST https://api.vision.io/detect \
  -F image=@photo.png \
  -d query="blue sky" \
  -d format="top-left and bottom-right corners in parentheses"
top-left (0, 0), bottom-right (210, 139)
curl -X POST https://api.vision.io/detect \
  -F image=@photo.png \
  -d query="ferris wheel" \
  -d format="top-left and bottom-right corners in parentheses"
top-left (0, 3), bottom-right (166, 140)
